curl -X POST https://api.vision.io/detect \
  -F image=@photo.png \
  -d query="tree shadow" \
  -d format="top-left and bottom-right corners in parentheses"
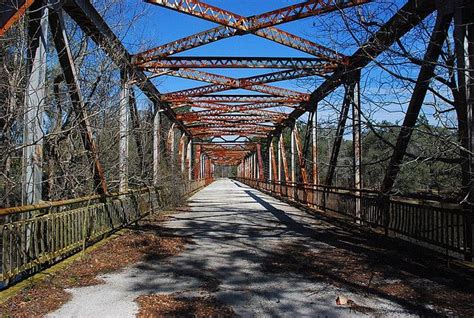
top-left (124, 181), bottom-right (474, 317)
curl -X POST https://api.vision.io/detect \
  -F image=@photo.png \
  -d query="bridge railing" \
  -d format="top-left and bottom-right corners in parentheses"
top-left (0, 178), bottom-right (211, 288)
top-left (236, 178), bottom-right (471, 260)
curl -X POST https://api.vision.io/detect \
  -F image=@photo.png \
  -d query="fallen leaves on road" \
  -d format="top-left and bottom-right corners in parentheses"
top-left (0, 212), bottom-right (190, 317)
top-left (262, 242), bottom-right (474, 316)
top-left (135, 293), bottom-right (235, 318)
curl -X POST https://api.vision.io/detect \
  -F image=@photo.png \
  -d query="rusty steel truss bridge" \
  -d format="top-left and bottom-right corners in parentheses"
top-left (0, 0), bottom-right (473, 287)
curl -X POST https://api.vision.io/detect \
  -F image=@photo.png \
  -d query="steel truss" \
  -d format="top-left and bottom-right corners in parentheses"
top-left (136, 0), bottom-right (370, 63)
top-left (3, 0), bottom-right (471, 260)
top-left (136, 56), bottom-right (335, 69)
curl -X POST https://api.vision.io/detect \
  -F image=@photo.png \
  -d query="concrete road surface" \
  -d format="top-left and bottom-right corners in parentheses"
top-left (49, 178), bottom-right (410, 317)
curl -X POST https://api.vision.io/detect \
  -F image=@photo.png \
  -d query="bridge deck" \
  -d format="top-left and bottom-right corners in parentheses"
top-left (49, 179), bottom-right (470, 317)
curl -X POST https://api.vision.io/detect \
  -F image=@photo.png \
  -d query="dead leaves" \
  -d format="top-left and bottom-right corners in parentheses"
top-left (135, 293), bottom-right (235, 318)
top-left (0, 213), bottom-right (189, 317)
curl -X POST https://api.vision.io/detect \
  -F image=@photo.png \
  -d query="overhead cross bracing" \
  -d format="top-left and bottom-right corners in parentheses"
top-left (134, 0), bottom-right (372, 63)
top-left (128, 0), bottom-right (371, 163)
top-left (135, 56), bottom-right (335, 69)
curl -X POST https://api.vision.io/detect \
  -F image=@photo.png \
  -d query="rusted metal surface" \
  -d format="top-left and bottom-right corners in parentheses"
top-left (270, 0), bottom-right (437, 138)
top-left (163, 69), bottom-right (312, 100)
top-left (294, 125), bottom-right (308, 184)
top-left (136, 0), bottom-right (372, 63)
top-left (256, 144), bottom-right (264, 181)
top-left (270, 140), bottom-right (278, 182)
top-left (163, 95), bottom-right (300, 103)
top-left (380, 13), bottom-right (452, 194)
top-left (136, 56), bottom-right (334, 69)
top-left (279, 134), bottom-right (290, 183)
top-left (119, 70), bottom-right (130, 193)
top-left (0, 0), bottom-right (34, 37)
top-left (311, 111), bottom-right (318, 184)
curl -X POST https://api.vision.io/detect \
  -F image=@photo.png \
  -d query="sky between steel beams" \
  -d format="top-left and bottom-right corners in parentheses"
top-left (99, 0), bottom-right (447, 131)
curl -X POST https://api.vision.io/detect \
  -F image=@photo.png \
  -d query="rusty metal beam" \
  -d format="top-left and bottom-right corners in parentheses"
top-left (49, 7), bottom-right (108, 194)
top-left (137, 0), bottom-right (367, 63)
top-left (129, 89), bottom-right (145, 176)
top-left (167, 123), bottom-right (176, 159)
top-left (270, 139), bottom-right (278, 182)
top-left (311, 110), bottom-right (318, 184)
top-left (153, 110), bottom-right (160, 185)
top-left (0, 0), bottom-right (34, 36)
top-left (61, 0), bottom-right (190, 136)
top-left (137, 56), bottom-right (333, 69)
top-left (184, 102), bottom-right (299, 111)
top-left (163, 95), bottom-right (300, 103)
top-left (352, 72), bottom-right (362, 219)
top-left (119, 70), bottom-right (130, 192)
top-left (163, 69), bottom-right (311, 100)
top-left (194, 144), bottom-right (201, 179)
top-left (324, 84), bottom-right (351, 186)
top-left (380, 11), bottom-right (452, 194)
top-left (294, 125), bottom-right (309, 184)
top-left (256, 144), bottom-right (264, 181)
top-left (270, 0), bottom-right (438, 138)
top-left (279, 133), bottom-right (290, 183)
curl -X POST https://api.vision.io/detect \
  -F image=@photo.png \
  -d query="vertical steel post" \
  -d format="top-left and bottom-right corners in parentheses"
top-left (153, 109), bottom-right (160, 186)
top-left (270, 139), bottom-right (278, 182)
top-left (202, 156), bottom-right (205, 179)
top-left (268, 141), bottom-right (273, 182)
top-left (352, 72), bottom-right (362, 221)
top-left (194, 144), bottom-right (201, 180)
top-left (251, 154), bottom-right (254, 179)
top-left (455, 0), bottom-right (474, 260)
top-left (257, 144), bottom-right (264, 181)
top-left (179, 134), bottom-right (186, 173)
top-left (294, 125), bottom-right (308, 184)
top-left (250, 154), bottom-right (253, 179)
top-left (187, 139), bottom-right (192, 180)
top-left (167, 123), bottom-right (176, 161)
top-left (201, 154), bottom-right (205, 179)
top-left (311, 110), bottom-right (318, 185)
top-left (248, 155), bottom-right (251, 179)
top-left (246, 157), bottom-right (249, 179)
top-left (291, 124), bottom-right (296, 183)
top-left (119, 70), bottom-right (130, 193)
top-left (22, 1), bottom-right (48, 205)
top-left (280, 133), bottom-right (290, 183)
top-left (254, 153), bottom-right (257, 180)
top-left (278, 135), bottom-right (282, 183)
